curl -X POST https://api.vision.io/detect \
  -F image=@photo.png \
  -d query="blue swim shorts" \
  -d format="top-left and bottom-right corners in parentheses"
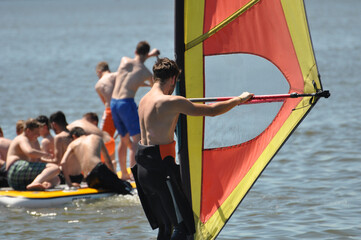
top-left (110, 98), bottom-right (140, 137)
top-left (7, 160), bottom-right (47, 190)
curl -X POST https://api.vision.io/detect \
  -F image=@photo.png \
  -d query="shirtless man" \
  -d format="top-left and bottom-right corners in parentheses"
top-left (6, 119), bottom-right (60, 190)
top-left (60, 127), bottom-right (132, 195)
top-left (15, 120), bottom-right (25, 135)
top-left (36, 115), bottom-right (54, 155)
top-left (95, 61), bottom-right (117, 137)
top-left (49, 111), bottom-right (72, 165)
top-left (111, 41), bottom-right (160, 180)
top-left (134, 58), bottom-right (254, 239)
top-left (0, 127), bottom-right (11, 168)
top-left (0, 127), bottom-right (11, 187)
top-left (67, 113), bottom-right (116, 169)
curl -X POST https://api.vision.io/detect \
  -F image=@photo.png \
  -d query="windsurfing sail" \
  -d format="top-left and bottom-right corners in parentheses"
top-left (175, 0), bottom-right (329, 239)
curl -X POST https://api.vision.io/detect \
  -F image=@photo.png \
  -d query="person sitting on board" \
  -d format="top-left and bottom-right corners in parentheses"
top-left (49, 111), bottom-right (84, 185)
top-left (49, 111), bottom-right (73, 165)
top-left (111, 40), bottom-right (159, 180)
top-left (60, 127), bottom-right (132, 195)
top-left (95, 61), bottom-right (117, 138)
top-left (15, 119), bottom-right (43, 163)
top-left (67, 112), bottom-right (116, 170)
top-left (133, 57), bottom-right (254, 239)
top-left (36, 115), bottom-right (54, 155)
top-left (0, 126), bottom-right (12, 187)
top-left (6, 118), bottom-right (60, 191)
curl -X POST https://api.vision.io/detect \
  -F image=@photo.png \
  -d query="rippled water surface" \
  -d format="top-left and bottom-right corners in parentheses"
top-left (1, 0), bottom-right (360, 239)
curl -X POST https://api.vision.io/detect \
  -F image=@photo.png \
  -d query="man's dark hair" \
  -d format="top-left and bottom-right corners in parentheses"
top-left (36, 115), bottom-right (51, 129)
top-left (153, 58), bottom-right (181, 85)
top-left (136, 41), bottom-right (150, 56)
top-left (83, 112), bottom-right (99, 126)
top-left (96, 61), bottom-right (110, 73)
top-left (69, 127), bottom-right (86, 138)
top-left (49, 111), bottom-right (68, 127)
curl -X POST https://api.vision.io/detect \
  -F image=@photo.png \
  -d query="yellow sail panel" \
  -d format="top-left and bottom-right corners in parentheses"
top-left (281, 0), bottom-right (321, 92)
top-left (184, 0), bottom-right (205, 226)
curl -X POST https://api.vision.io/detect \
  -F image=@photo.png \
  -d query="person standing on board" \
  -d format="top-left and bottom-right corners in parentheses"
top-left (111, 41), bottom-right (160, 180)
top-left (60, 127), bottom-right (132, 195)
top-left (6, 119), bottom-right (60, 190)
top-left (95, 61), bottom-right (117, 138)
top-left (134, 57), bottom-right (254, 239)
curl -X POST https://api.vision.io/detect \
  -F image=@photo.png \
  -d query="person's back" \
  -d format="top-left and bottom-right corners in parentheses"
top-left (66, 134), bottom-right (103, 177)
top-left (110, 41), bottom-right (159, 180)
top-left (139, 88), bottom-right (180, 145)
top-left (61, 128), bottom-right (132, 194)
top-left (95, 62), bottom-right (117, 108)
top-left (112, 56), bottom-right (152, 99)
top-left (0, 128), bottom-right (12, 166)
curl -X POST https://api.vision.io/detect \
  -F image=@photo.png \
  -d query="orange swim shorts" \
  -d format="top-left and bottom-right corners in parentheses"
top-left (100, 107), bottom-right (116, 138)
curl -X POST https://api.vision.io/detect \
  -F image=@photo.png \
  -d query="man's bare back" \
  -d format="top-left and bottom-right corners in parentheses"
top-left (62, 134), bottom-right (104, 177)
top-left (112, 56), bottom-right (153, 100)
top-left (53, 131), bottom-right (72, 165)
top-left (138, 58), bottom-right (254, 146)
top-left (139, 88), bottom-right (180, 145)
top-left (0, 137), bottom-right (11, 166)
top-left (95, 72), bottom-right (117, 108)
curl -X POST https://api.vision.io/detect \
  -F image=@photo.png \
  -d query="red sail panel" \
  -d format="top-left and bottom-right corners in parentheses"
top-left (200, 0), bottom-right (304, 222)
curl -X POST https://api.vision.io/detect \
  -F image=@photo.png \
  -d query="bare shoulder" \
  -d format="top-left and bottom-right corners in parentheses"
top-left (160, 95), bottom-right (188, 111)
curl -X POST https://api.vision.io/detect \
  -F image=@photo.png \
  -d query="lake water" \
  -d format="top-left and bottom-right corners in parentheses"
top-left (1, 0), bottom-right (360, 239)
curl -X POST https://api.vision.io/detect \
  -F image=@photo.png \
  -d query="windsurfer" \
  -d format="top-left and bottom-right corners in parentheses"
top-left (60, 127), bottom-right (132, 195)
top-left (134, 57), bottom-right (253, 239)
top-left (111, 40), bottom-right (159, 180)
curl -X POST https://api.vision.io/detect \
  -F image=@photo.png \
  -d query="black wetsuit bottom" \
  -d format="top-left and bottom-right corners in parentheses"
top-left (133, 143), bottom-right (195, 239)
top-left (58, 172), bottom-right (84, 184)
top-left (86, 162), bottom-right (132, 195)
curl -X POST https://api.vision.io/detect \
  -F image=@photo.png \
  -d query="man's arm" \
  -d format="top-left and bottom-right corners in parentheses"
top-left (95, 82), bottom-right (106, 105)
top-left (19, 137), bottom-right (51, 159)
top-left (60, 146), bottom-right (76, 187)
top-left (174, 92), bottom-right (254, 117)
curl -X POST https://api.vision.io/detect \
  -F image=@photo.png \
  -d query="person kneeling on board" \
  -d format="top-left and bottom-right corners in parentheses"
top-left (60, 127), bottom-right (132, 195)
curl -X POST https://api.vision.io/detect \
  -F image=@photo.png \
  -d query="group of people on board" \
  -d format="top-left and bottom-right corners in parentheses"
top-left (0, 40), bottom-right (254, 239)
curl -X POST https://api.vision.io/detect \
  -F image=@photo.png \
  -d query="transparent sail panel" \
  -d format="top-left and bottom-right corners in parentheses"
top-left (204, 53), bottom-right (289, 148)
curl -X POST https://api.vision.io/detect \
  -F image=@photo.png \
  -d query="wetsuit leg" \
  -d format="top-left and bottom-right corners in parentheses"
top-left (137, 164), bottom-right (178, 237)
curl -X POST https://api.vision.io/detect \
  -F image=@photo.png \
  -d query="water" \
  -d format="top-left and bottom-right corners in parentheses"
top-left (0, 0), bottom-right (360, 239)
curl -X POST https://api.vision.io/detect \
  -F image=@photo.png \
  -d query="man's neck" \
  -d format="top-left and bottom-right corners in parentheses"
top-left (100, 71), bottom-right (110, 78)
